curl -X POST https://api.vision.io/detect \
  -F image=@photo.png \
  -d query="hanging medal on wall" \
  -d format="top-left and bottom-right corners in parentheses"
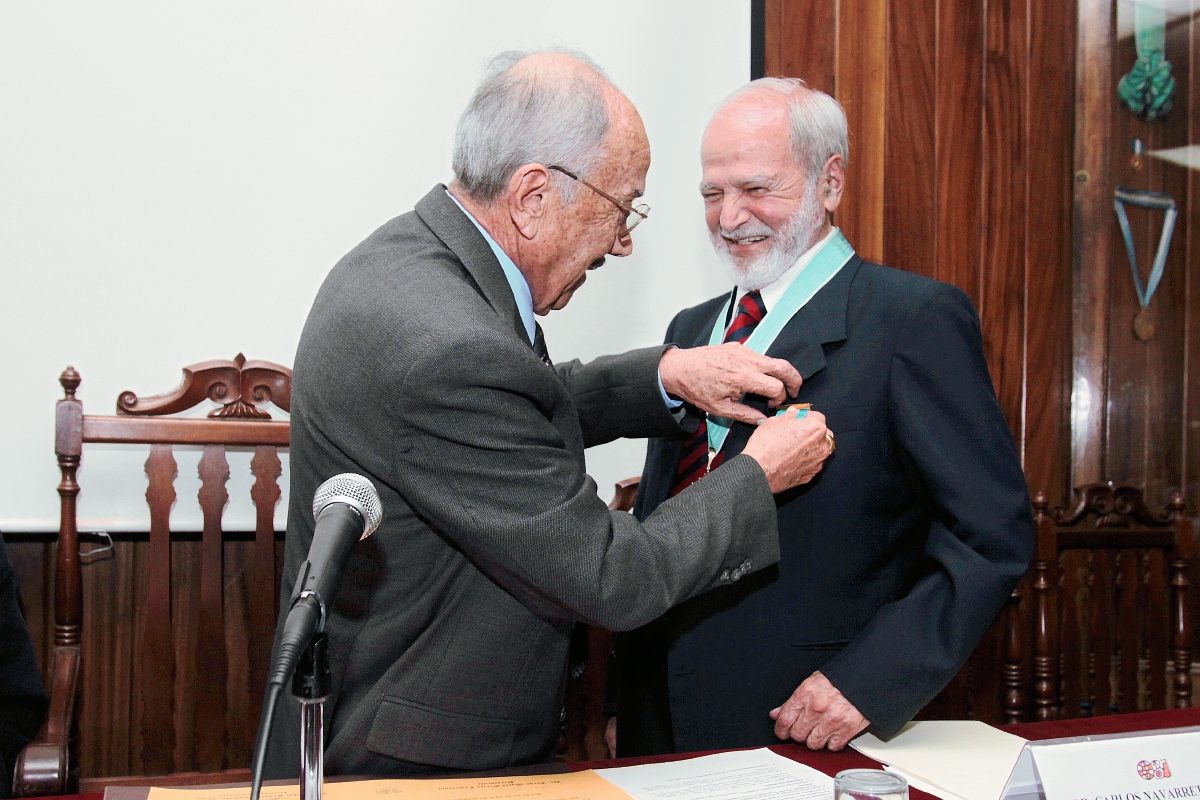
top-left (1114, 186), bottom-right (1177, 341)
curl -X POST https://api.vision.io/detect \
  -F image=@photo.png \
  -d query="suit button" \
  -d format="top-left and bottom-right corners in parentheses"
top-left (719, 569), bottom-right (730, 582)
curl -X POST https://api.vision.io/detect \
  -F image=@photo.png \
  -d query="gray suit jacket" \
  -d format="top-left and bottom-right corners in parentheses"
top-left (263, 186), bottom-right (781, 777)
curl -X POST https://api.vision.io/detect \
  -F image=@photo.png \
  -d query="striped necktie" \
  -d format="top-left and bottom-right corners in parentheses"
top-left (669, 290), bottom-right (767, 496)
top-left (533, 323), bottom-right (552, 366)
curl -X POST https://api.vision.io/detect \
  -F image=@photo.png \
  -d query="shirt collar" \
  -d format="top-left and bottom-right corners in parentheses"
top-left (736, 226), bottom-right (840, 313)
top-left (445, 189), bottom-right (536, 343)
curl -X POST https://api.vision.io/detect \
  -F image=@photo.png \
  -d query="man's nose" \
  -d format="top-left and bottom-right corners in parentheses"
top-left (609, 230), bottom-right (634, 257)
top-left (720, 195), bottom-right (751, 233)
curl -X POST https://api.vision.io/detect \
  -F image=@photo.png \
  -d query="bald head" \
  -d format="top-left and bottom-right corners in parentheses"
top-left (452, 49), bottom-right (645, 204)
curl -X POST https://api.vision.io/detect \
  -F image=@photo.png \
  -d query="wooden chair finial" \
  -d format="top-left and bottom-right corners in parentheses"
top-left (60, 366), bottom-right (81, 399)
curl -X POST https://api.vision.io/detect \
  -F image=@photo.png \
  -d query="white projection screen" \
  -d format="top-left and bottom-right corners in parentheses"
top-left (0, 2), bottom-right (749, 533)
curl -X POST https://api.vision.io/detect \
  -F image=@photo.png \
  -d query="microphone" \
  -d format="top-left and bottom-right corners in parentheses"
top-left (249, 473), bottom-right (383, 800)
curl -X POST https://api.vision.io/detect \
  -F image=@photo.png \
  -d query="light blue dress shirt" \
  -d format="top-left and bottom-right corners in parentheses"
top-left (446, 190), bottom-right (680, 409)
top-left (447, 190), bottom-right (536, 344)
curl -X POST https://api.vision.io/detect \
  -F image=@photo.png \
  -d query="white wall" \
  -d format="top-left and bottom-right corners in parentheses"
top-left (0, 1), bottom-right (748, 533)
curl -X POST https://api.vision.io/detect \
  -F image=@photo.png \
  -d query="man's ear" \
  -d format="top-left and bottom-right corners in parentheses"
top-left (508, 163), bottom-right (553, 241)
top-left (821, 154), bottom-right (845, 215)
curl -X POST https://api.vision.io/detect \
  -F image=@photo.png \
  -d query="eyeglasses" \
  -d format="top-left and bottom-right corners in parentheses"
top-left (547, 165), bottom-right (650, 233)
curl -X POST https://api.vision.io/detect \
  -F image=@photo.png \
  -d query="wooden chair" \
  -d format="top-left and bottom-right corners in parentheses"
top-left (14, 356), bottom-right (290, 795)
top-left (1027, 483), bottom-right (1195, 720)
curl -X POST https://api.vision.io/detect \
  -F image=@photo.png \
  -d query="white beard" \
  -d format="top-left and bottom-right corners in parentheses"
top-left (710, 186), bottom-right (826, 292)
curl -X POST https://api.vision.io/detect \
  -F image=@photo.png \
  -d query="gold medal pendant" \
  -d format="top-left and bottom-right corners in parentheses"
top-left (1133, 307), bottom-right (1155, 341)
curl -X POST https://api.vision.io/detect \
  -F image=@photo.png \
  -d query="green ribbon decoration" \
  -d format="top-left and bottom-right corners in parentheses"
top-left (1118, 0), bottom-right (1176, 121)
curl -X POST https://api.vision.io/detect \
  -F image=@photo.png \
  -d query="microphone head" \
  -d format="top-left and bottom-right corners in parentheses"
top-left (312, 473), bottom-right (383, 539)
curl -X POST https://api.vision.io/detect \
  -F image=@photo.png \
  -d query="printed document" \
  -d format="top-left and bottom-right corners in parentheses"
top-left (595, 747), bottom-right (834, 800)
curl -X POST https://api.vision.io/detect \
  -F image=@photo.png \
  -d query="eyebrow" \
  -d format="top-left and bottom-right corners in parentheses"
top-left (699, 173), bottom-right (777, 193)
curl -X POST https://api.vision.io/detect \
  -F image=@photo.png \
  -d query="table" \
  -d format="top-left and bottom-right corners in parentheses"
top-left (569, 706), bottom-right (1200, 800)
top-left (46, 706), bottom-right (1200, 800)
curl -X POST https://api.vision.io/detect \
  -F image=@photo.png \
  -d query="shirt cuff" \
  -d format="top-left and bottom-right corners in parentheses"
top-left (658, 346), bottom-right (684, 409)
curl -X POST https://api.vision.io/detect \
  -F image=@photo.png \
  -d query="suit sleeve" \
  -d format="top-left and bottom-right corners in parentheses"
top-left (391, 327), bottom-right (780, 632)
top-left (553, 345), bottom-right (691, 448)
top-left (819, 285), bottom-right (1034, 738)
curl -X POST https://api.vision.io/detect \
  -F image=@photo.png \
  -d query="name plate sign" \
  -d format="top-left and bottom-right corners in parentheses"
top-left (1010, 726), bottom-right (1200, 800)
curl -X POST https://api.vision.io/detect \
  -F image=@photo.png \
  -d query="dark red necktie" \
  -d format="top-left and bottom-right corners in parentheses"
top-left (669, 290), bottom-right (767, 496)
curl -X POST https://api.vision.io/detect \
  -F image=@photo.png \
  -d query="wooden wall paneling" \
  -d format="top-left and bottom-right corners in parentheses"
top-left (171, 539), bottom-right (201, 774)
top-left (1102, 18), bottom-right (1192, 511)
top-left (762, 0), bottom-right (782, 82)
top-left (222, 540), bottom-right (253, 769)
top-left (78, 545), bottom-right (111, 777)
top-left (1187, 10), bottom-right (1200, 659)
top-left (1025, 0), bottom-right (1077, 498)
top-left (1147, 19), bottom-right (1193, 511)
top-left (982, 0), bottom-right (1031, 442)
top-left (763, 0), bottom-right (836, 94)
top-left (1105, 33), bottom-right (1156, 498)
top-left (933, 0), bottom-right (985, 304)
top-left (834, 0), bottom-right (887, 263)
top-left (884, 0), bottom-right (937, 279)
top-left (1072, 0), bottom-right (1116, 486)
top-left (130, 538), bottom-right (148, 776)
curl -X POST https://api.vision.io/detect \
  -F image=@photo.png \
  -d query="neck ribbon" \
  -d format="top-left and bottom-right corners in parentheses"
top-left (705, 229), bottom-right (854, 457)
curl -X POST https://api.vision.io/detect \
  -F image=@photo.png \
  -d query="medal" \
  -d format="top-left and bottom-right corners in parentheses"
top-left (1114, 186), bottom-right (1177, 342)
top-left (1133, 307), bottom-right (1155, 341)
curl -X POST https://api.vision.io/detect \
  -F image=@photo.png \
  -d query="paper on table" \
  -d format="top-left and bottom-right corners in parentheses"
top-left (144, 770), bottom-right (632, 800)
top-left (850, 721), bottom-right (1027, 800)
top-left (595, 748), bottom-right (833, 800)
top-left (882, 766), bottom-right (968, 800)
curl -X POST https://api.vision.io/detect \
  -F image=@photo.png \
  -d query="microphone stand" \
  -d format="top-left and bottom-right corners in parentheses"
top-left (293, 632), bottom-right (331, 800)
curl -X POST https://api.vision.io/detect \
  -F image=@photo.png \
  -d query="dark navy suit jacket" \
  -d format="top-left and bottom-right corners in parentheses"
top-left (616, 255), bottom-right (1034, 753)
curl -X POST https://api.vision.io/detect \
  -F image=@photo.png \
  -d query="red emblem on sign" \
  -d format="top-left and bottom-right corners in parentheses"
top-left (1137, 759), bottom-right (1172, 780)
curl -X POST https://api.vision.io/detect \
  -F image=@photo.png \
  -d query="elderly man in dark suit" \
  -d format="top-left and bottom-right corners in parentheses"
top-left (263, 52), bottom-right (834, 778)
top-left (612, 78), bottom-right (1035, 756)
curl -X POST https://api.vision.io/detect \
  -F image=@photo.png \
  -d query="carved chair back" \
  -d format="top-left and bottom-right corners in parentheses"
top-left (15, 356), bottom-right (290, 795)
top-left (1029, 484), bottom-right (1195, 720)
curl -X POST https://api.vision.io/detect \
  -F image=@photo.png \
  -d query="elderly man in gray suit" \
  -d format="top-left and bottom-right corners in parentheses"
top-left (264, 49), bottom-right (832, 777)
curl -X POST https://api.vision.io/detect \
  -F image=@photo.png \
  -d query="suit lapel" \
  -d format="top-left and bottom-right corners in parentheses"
top-left (688, 292), bottom-right (735, 348)
top-left (763, 254), bottom-right (861, 380)
top-left (721, 256), bottom-right (862, 459)
top-left (415, 184), bottom-right (532, 348)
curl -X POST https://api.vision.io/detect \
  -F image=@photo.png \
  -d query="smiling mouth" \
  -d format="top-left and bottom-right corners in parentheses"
top-left (724, 235), bottom-right (770, 245)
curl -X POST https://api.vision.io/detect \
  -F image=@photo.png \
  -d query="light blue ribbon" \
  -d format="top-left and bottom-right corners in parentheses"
top-left (1114, 186), bottom-right (1177, 309)
top-left (705, 229), bottom-right (854, 457)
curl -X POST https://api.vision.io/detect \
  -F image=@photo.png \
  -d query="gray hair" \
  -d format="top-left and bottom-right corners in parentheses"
top-left (720, 78), bottom-right (849, 180)
top-left (452, 49), bottom-right (612, 204)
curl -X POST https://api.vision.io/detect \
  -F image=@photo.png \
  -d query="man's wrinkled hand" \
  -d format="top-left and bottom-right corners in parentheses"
top-left (659, 343), bottom-right (802, 426)
top-left (769, 671), bottom-right (869, 751)
top-left (741, 408), bottom-right (830, 493)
